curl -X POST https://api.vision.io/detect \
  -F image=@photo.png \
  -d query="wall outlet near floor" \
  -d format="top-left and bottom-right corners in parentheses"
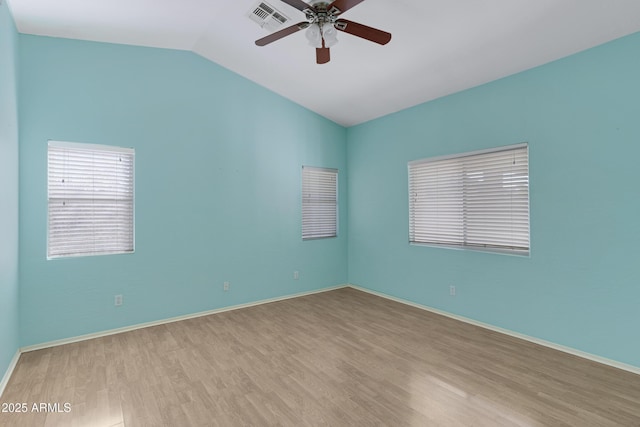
top-left (449, 285), bottom-right (456, 296)
top-left (293, 271), bottom-right (299, 280)
top-left (223, 281), bottom-right (230, 291)
top-left (114, 294), bottom-right (123, 306)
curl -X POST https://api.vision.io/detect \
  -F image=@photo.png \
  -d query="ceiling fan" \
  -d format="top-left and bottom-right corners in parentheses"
top-left (255, 0), bottom-right (391, 64)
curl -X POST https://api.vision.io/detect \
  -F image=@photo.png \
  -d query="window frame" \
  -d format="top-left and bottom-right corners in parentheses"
top-left (408, 143), bottom-right (530, 256)
top-left (302, 165), bottom-right (338, 240)
top-left (47, 140), bottom-right (135, 259)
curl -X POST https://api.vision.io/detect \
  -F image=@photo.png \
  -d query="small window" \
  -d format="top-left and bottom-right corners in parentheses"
top-left (302, 166), bottom-right (338, 240)
top-left (408, 143), bottom-right (529, 255)
top-left (48, 141), bottom-right (135, 259)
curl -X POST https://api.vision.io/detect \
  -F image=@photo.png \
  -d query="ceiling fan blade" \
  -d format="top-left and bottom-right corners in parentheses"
top-left (280, 0), bottom-right (313, 12)
top-left (316, 47), bottom-right (330, 64)
top-left (335, 19), bottom-right (391, 45)
top-left (255, 22), bottom-right (309, 46)
top-left (327, 0), bottom-right (366, 14)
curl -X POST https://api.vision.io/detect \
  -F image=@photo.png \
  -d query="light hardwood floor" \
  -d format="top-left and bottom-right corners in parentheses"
top-left (1, 287), bottom-right (639, 426)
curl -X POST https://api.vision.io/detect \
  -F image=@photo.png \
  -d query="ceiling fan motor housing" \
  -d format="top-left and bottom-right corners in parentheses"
top-left (305, 2), bottom-right (340, 26)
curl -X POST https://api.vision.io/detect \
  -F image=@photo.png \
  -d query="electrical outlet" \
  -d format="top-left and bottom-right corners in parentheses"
top-left (293, 271), bottom-right (299, 280)
top-left (449, 285), bottom-right (456, 296)
top-left (114, 294), bottom-right (123, 306)
top-left (223, 281), bottom-right (230, 291)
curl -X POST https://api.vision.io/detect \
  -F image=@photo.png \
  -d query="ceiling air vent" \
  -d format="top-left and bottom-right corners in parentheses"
top-left (248, 1), bottom-right (290, 32)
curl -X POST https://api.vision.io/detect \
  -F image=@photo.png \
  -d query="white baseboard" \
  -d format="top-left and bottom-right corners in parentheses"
top-left (348, 284), bottom-right (640, 376)
top-left (21, 284), bottom-right (348, 353)
top-left (12, 283), bottom-right (639, 393)
top-left (0, 350), bottom-right (20, 398)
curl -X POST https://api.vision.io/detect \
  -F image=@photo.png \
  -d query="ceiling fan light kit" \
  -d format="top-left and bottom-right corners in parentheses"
top-left (255, 0), bottom-right (391, 64)
top-left (305, 22), bottom-right (322, 47)
top-left (321, 23), bottom-right (338, 47)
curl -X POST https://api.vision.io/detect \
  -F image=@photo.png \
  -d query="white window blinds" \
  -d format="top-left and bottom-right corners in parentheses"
top-left (48, 141), bottom-right (135, 259)
top-left (409, 144), bottom-right (529, 255)
top-left (302, 166), bottom-right (338, 240)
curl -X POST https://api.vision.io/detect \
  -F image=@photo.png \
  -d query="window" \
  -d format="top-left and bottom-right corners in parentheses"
top-left (408, 143), bottom-right (529, 255)
top-left (48, 141), bottom-right (135, 259)
top-left (302, 166), bottom-right (338, 240)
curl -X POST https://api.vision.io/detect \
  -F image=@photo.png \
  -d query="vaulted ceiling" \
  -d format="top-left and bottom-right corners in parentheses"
top-left (7, 0), bottom-right (640, 126)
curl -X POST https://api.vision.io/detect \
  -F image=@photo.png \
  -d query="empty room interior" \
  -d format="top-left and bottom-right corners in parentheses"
top-left (2, 0), bottom-right (640, 425)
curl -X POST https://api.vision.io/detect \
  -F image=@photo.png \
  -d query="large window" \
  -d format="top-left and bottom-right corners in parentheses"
top-left (408, 143), bottom-right (529, 255)
top-left (302, 166), bottom-right (338, 240)
top-left (48, 141), bottom-right (135, 259)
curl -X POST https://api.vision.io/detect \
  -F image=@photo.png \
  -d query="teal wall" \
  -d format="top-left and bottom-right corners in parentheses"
top-left (0, 2), bottom-right (20, 379)
top-left (18, 35), bottom-right (347, 347)
top-left (347, 32), bottom-right (640, 367)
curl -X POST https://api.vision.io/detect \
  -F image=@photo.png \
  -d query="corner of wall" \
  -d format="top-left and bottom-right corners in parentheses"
top-left (0, 0), bottom-right (21, 392)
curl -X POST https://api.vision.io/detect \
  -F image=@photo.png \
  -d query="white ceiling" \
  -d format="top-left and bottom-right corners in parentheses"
top-left (7, 0), bottom-right (640, 126)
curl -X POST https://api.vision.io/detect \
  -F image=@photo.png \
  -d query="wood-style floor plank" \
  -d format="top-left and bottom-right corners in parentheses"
top-left (1, 287), bottom-right (639, 426)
